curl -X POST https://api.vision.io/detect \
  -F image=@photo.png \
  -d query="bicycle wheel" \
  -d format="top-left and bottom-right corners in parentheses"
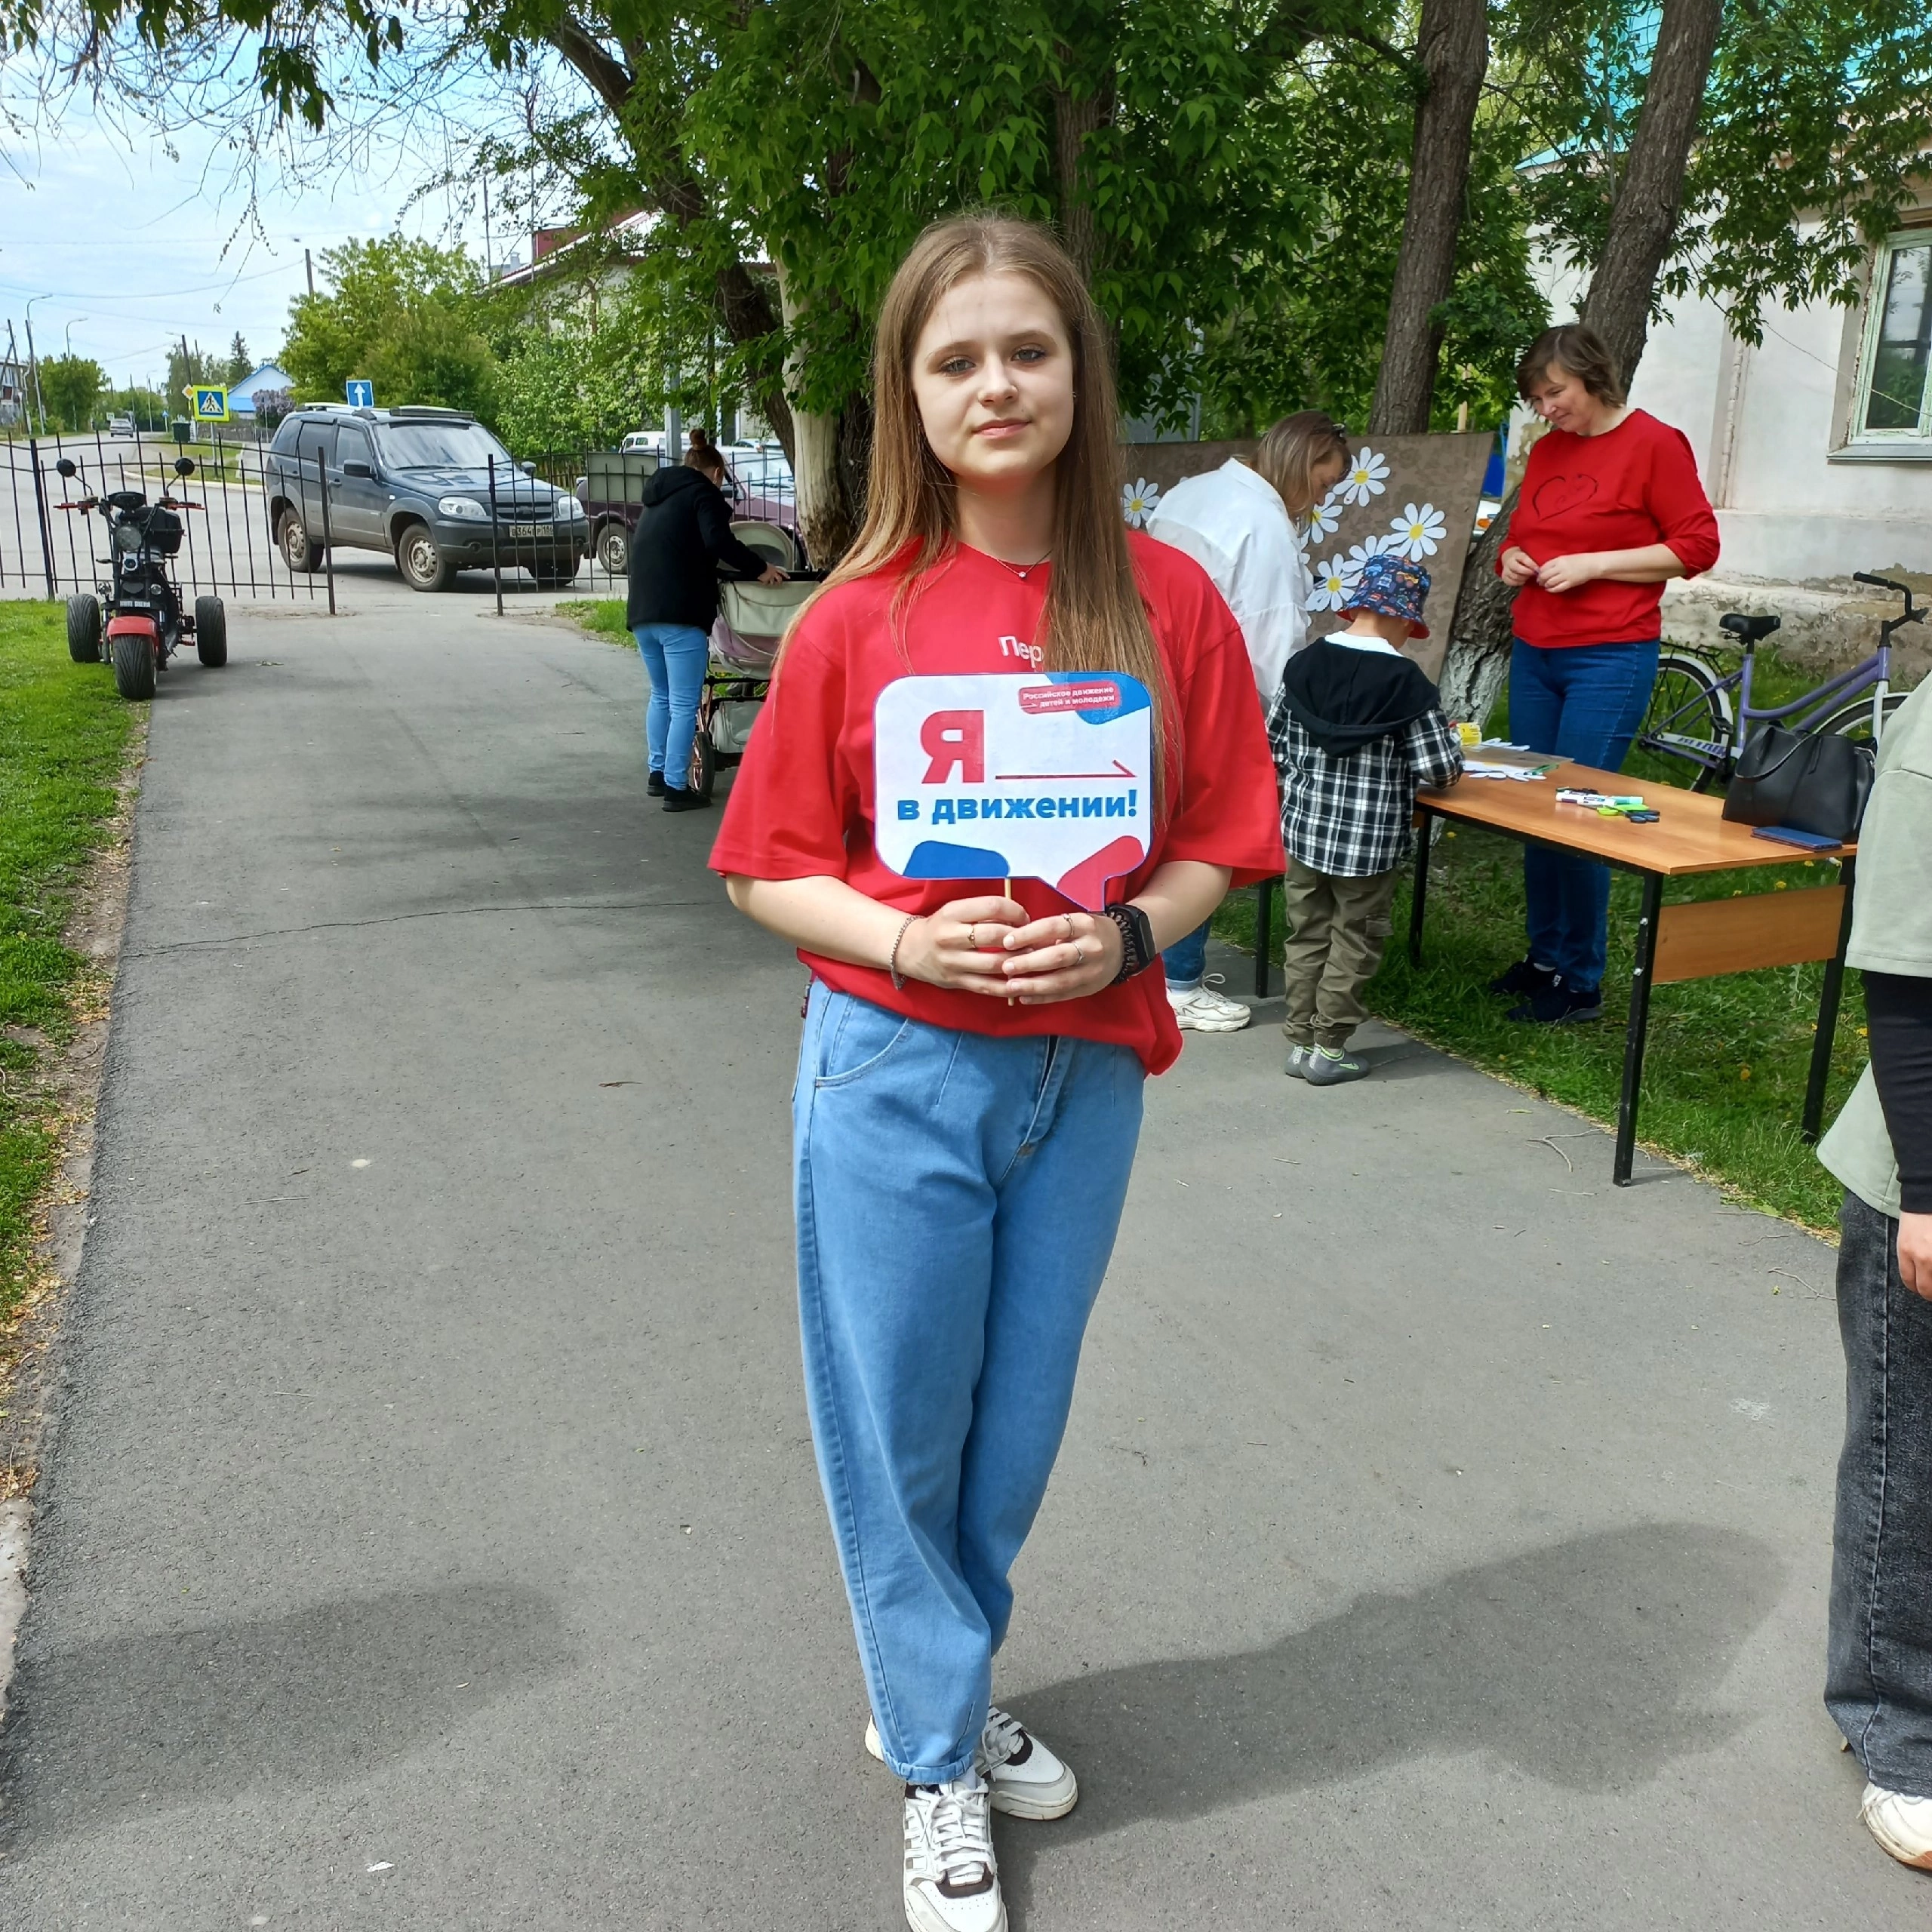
top-left (1811, 687), bottom-right (1910, 750)
top-left (1636, 651), bottom-right (1734, 790)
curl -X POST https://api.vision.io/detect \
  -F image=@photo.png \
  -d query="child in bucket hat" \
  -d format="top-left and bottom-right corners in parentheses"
top-left (1265, 552), bottom-right (1463, 1083)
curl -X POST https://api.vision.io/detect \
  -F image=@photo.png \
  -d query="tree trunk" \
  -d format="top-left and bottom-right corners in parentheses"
top-left (777, 267), bottom-right (864, 566)
top-left (1580, 0), bottom-right (1724, 385)
top-left (1052, 78), bottom-right (1112, 282)
top-left (1368, 0), bottom-right (1490, 436)
top-left (1437, 0), bottom-right (1723, 719)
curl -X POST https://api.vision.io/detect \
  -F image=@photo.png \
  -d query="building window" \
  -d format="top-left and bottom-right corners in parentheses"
top-left (1854, 232), bottom-right (1932, 440)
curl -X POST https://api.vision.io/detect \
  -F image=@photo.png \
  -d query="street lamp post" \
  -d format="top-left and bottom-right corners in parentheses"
top-left (23, 294), bottom-right (50, 434)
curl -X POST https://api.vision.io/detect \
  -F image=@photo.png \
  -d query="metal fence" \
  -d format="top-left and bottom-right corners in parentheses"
top-left (1, 430), bottom-right (800, 607)
top-left (1, 429), bottom-right (323, 604)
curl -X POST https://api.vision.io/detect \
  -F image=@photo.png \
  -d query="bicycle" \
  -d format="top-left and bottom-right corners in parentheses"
top-left (1635, 571), bottom-right (1924, 789)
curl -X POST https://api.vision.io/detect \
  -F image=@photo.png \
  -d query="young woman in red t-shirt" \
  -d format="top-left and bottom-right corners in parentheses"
top-left (711, 215), bottom-right (1281, 1932)
top-left (1493, 322), bottom-right (1720, 1024)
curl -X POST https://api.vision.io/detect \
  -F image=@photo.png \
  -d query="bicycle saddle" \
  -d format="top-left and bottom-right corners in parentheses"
top-left (1719, 612), bottom-right (1780, 643)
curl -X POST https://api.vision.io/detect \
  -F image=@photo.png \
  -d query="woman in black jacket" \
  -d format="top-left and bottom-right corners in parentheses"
top-left (627, 431), bottom-right (786, 811)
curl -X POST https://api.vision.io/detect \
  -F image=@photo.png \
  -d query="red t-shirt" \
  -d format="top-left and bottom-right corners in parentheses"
top-left (1502, 409), bottom-right (1721, 648)
top-left (709, 534), bottom-right (1286, 1074)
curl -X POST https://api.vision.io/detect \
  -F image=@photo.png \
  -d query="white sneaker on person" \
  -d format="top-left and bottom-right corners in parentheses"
top-left (866, 1706), bottom-right (1079, 1820)
top-left (903, 1773), bottom-right (1004, 1932)
top-left (1861, 1782), bottom-right (1932, 1869)
top-left (1168, 977), bottom-right (1252, 1032)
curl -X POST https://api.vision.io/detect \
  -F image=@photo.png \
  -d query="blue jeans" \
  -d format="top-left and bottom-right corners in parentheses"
top-left (1829, 1190), bottom-right (1932, 1793)
top-left (793, 983), bottom-right (1144, 1783)
top-left (632, 622), bottom-right (709, 788)
top-left (1508, 638), bottom-right (1660, 990)
top-left (1163, 917), bottom-right (1212, 989)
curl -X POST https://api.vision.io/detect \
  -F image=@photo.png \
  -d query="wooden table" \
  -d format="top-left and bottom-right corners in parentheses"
top-left (1251, 759), bottom-right (1859, 1183)
top-left (1407, 761), bottom-right (1857, 1184)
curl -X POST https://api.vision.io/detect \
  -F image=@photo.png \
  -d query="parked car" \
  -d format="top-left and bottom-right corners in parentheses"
top-left (577, 445), bottom-right (800, 577)
top-left (263, 405), bottom-right (588, 591)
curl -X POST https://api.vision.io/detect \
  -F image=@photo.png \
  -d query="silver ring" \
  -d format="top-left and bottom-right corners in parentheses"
top-left (1074, 937), bottom-right (1087, 963)
top-left (1062, 914), bottom-right (1074, 941)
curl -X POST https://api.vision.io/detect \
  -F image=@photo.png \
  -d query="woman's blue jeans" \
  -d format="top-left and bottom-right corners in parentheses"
top-left (632, 622), bottom-right (709, 787)
top-left (1508, 638), bottom-right (1660, 991)
top-left (793, 983), bottom-right (1144, 1783)
top-left (1829, 1190), bottom-right (1932, 1794)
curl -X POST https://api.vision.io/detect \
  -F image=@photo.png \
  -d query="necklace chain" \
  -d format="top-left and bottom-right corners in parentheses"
top-left (989, 550), bottom-right (1051, 580)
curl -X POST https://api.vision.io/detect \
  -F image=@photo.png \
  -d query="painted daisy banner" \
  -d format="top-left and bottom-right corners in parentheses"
top-left (1116, 431), bottom-right (1493, 674)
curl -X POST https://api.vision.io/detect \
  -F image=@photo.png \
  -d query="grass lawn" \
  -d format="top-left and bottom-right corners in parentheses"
top-left (0, 602), bottom-right (136, 1319)
top-left (1219, 649), bottom-right (1887, 1232)
top-left (556, 597), bottom-right (632, 644)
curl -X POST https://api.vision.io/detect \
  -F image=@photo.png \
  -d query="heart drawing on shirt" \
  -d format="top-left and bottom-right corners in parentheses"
top-left (1531, 472), bottom-right (1599, 521)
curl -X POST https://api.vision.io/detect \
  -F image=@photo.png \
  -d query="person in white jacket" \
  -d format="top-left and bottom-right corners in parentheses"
top-left (1145, 411), bottom-right (1349, 1030)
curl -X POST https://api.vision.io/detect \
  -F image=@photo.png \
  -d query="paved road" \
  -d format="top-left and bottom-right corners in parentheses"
top-left (0, 580), bottom-right (1922, 1927)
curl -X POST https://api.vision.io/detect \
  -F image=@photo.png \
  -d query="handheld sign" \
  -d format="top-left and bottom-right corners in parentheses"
top-left (873, 673), bottom-right (1152, 909)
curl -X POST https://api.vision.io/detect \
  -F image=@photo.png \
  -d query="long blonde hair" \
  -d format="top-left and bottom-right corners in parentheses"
top-left (793, 213), bottom-right (1171, 809)
top-left (1252, 410), bottom-right (1349, 522)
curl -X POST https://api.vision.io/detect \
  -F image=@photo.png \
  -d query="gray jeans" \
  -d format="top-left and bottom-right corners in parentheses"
top-left (1829, 1189), bottom-right (1932, 1793)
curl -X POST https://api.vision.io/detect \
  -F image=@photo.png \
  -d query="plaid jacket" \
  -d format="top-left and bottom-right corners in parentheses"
top-left (1265, 678), bottom-right (1463, 877)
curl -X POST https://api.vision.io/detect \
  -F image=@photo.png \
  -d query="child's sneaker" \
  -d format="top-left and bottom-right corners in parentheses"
top-left (1284, 1044), bottom-right (1312, 1079)
top-left (1303, 1046), bottom-right (1370, 1085)
top-left (902, 1773), bottom-right (1004, 1932)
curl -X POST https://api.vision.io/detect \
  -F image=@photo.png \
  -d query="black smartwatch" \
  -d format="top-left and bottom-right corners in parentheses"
top-left (1103, 902), bottom-right (1158, 984)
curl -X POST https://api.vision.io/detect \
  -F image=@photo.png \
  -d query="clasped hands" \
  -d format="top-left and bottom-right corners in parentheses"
top-left (894, 894), bottom-right (1123, 1005)
top-left (1500, 546), bottom-right (1598, 595)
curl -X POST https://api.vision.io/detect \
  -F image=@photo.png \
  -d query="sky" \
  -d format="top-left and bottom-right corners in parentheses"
top-left (1, 94), bottom-right (506, 391)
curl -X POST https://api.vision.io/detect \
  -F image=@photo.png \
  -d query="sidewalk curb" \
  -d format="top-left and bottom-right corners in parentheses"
top-left (0, 1499), bottom-right (26, 1722)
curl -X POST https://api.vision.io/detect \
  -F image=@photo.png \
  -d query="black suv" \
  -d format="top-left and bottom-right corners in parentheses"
top-left (263, 405), bottom-right (587, 592)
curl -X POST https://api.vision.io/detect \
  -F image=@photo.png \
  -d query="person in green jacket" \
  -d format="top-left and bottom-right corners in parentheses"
top-left (1817, 673), bottom-right (1932, 1870)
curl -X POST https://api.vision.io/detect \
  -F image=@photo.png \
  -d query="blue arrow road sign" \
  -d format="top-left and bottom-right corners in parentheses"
top-left (345, 380), bottom-right (375, 408)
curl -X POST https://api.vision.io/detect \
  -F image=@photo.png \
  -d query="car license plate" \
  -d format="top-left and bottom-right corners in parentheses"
top-left (505, 521), bottom-right (551, 538)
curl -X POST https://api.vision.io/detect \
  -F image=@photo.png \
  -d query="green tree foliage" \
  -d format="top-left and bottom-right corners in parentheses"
top-left (282, 236), bottom-right (498, 416)
top-left (165, 343), bottom-right (225, 403)
top-left (223, 332), bottom-right (252, 383)
top-left (37, 355), bottom-right (106, 432)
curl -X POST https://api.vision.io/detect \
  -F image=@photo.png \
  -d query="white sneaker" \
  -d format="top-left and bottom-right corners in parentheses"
top-left (903, 1774), bottom-right (1004, 1932)
top-left (1861, 1782), bottom-right (1932, 1869)
top-left (866, 1706), bottom-right (1079, 1820)
top-left (1168, 977), bottom-right (1252, 1032)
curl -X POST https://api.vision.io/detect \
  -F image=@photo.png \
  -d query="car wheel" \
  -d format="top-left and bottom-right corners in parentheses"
top-left (109, 628), bottom-right (158, 700)
top-left (195, 596), bottom-right (229, 667)
top-left (595, 522), bottom-right (629, 575)
top-left (277, 510), bottom-right (323, 574)
top-left (395, 523), bottom-right (456, 592)
top-left (67, 594), bottom-right (102, 663)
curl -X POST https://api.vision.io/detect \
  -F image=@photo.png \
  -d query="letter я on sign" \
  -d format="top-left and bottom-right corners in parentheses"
top-left (872, 673), bottom-right (1152, 909)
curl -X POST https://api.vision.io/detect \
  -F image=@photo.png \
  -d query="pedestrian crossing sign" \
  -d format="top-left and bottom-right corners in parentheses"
top-left (189, 386), bottom-right (229, 423)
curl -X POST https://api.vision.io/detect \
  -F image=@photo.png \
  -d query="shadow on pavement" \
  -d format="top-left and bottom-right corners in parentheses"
top-left (0, 1580), bottom-right (571, 1845)
top-left (997, 1521), bottom-right (1783, 1915)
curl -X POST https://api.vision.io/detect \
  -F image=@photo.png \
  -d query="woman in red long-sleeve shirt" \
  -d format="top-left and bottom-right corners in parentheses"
top-left (1491, 323), bottom-right (1721, 1024)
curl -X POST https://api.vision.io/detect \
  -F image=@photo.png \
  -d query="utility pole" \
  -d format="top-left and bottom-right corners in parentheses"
top-left (304, 248), bottom-right (315, 298)
top-left (481, 174), bottom-right (494, 278)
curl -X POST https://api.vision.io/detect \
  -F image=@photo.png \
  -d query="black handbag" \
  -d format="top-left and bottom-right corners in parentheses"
top-left (1721, 724), bottom-right (1875, 842)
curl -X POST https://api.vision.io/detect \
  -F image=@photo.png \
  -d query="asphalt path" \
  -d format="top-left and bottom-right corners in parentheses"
top-left (0, 571), bottom-right (1923, 1927)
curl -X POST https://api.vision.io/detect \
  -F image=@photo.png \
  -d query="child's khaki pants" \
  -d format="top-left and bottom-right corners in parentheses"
top-left (1281, 858), bottom-right (1401, 1051)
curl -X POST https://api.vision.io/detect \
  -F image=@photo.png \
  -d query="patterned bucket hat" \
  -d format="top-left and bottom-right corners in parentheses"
top-left (1339, 552), bottom-right (1431, 638)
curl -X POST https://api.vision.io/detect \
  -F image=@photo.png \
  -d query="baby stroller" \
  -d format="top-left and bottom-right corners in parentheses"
top-left (687, 522), bottom-right (818, 800)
